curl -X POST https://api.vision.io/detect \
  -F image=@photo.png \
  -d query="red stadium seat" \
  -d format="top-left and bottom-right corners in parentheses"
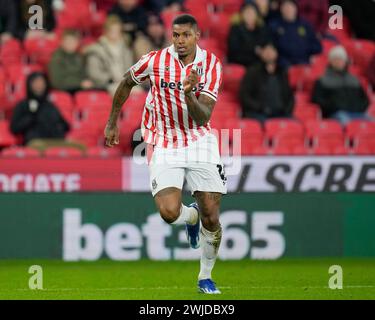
top-left (86, 147), bottom-right (122, 158)
top-left (0, 67), bottom-right (5, 108)
top-left (24, 37), bottom-right (60, 68)
top-left (247, 145), bottom-right (268, 156)
top-left (208, 12), bottom-right (231, 52)
top-left (306, 120), bottom-right (345, 151)
top-left (293, 145), bottom-right (310, 155)
top-left (0, 121), bottom-right (17, 147)
top-left (199, 38), bottom-right (225, 61)
top-left (75, 90), bottom-right (112, 110)
top-left (345, 120), bottom-right (375, 141)
top-left (293, 103), bottom-right (321, 123)
top-left (332, 145), bottom-right (349, 155)
top-left (343, 39), bottom-right (375, 74)
top-left (213, 101), bottom-right (239, 119)
top-left (44, 147), bottom-right (84, 158)
top-left (273, 132), bottom-right (305, 150)
top-left (352, 132), bottom-right (375, 151)
top-left (222, 64), bottom-right (246, 98)
top-left (49, 90), bottom-right (74, 124)
top-left (294, 92), bottom-right (310, 105)
top-left (3, 64), bottom-right (44, 108)
top-left (288, 65), bottom-right (308, 90)
top-left (350, 144), bottom-right (374, 155)
top-left (1, 147), bottom-right (41, 158)
top-left (56, 0), bottom-right (93, 32)
top-left (265, 119), bottom-right (305, 144)
top-left (310, 145), bottom-right (332, 155)
top-left (118, 119), bottom-right (140, 155)
top-left (223, 119), bottom-right (263, 155)
top-left (310, 54), bottom-right (328, 75)
top-left (74, 90), bottom-right (112, 125)
top-left (0, 39), bottom-right (24, 67)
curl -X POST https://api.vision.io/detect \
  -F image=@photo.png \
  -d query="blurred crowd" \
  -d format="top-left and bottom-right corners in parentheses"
top-left (0, 0), bottom-right (374, 155)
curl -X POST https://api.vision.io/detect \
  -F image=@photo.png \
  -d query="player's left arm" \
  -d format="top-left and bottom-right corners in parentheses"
top-left (185, 90), bottom-right (215, 126)
top-left (184, 69), bottom-right (216, 126)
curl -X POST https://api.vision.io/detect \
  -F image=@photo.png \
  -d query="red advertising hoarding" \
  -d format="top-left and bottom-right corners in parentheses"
top-left (0, 159), bottom-right (123, 192)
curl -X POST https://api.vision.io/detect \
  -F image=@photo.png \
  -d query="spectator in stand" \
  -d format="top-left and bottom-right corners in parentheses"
top-left (227, 2), bottom-right (272, 67)
top-left (312, 46), bottom-right (370, 125)
top-left (245, 0), bottom-right (280, 23)
top-left (10, 72), bottom-right (70, 145)
top-left (48, 30), bottom-right (94, 94)
top-left (133, 14), bottom-right (169, 61)
top-left (269, 0), bottom-right (322, 68)
top-left (366, 53), bottom-right (375, 91)
top-left (144, 0), bottom-right (184, 14)
top-left (108, 0), bottom-right (149, 43)
top-left (13, 0), bottom-right (56, 40)
top-left (0, 0), bottom-right (18, 43)
top-left (239, 42), bottom-right (294, 122)
top-left (297, 0), bottom-right (329, 37)
top-left (84, 15), bottom-right (134, 96)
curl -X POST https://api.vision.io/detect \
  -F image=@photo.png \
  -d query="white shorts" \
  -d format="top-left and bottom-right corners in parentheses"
top-left (148, 133), bottom-right (228, 196)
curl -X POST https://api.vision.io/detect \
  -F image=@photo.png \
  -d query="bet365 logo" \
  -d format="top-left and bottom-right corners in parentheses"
top-left (160, 78), bottom-right (204, 92)
top-left (62, 209), bottom-right (285, 261)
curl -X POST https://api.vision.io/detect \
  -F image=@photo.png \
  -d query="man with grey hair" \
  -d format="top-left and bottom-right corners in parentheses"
top-left (312, 45), bottom-right (370, 125)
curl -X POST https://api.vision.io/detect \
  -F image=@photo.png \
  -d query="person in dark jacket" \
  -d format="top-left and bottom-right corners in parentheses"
top-left (239, 42), bottom-right (294, 122)
top-left (245, 0), bottom-right (280, 23)
top-left (48, 29), bottom-right (94, 94)
top-left (10, 72), bottom-right (70, 144)
top-left (0, 0), bottom-right (18, 43)
top-left (108, 0), bottom-right (149, 43)
top-left (312, 46), bottom-right (370, 124)
top-left (269, 0), bottom-right (322, 68)
top-left (227, 2), bottom-right (272, 67)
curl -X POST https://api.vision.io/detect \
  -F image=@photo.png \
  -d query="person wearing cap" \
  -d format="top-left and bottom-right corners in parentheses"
top-left (269, 0), bottom-right (322, 68)
top-left (227, 2), bottom-right (272, 67)
top-left (239, 42), bottom-right (294, 122)
top-left (312, 46), bottom-right (370, 125)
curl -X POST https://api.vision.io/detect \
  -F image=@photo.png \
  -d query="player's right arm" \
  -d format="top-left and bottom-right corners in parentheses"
top-left (104, 51), bottom-right (156, 147)
top-left (104, 71), bottom-right (137, 147)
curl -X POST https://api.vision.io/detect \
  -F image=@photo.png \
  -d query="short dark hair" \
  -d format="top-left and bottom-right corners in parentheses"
top-left (172, 14), bottom-right (198, 29)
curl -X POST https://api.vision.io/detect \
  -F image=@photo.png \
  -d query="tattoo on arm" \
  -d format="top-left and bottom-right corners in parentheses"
top-left (185, 92), bottom-right (216, 126)
top-left (107, 71), bottom-right (137, 128)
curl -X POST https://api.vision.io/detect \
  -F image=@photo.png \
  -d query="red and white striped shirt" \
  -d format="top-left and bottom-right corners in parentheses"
top-left (129, 44), bottom-right (222, 149)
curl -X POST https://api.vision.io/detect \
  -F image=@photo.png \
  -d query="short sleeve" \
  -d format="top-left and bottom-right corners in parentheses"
top-left (129, 51), bottom-right (156, 84)
top-left (200, 56), bottom-right (223, 101)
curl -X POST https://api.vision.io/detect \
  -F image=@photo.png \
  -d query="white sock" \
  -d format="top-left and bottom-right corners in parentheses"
top-left (198, 225), bottom-right (222, 280)
top-left (171, 204), bottom-right (198, 225)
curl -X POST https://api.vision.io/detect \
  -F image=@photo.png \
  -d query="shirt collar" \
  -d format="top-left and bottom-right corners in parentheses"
top-left (167, 44), bottom-right (205, 66)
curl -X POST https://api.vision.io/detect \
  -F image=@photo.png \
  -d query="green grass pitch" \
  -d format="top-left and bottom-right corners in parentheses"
top-left (0, 259), bottom-right (374, 300)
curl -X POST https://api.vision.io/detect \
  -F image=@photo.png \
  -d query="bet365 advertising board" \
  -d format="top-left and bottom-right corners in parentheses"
top-left (0, 193), bottom-right (374, 260)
